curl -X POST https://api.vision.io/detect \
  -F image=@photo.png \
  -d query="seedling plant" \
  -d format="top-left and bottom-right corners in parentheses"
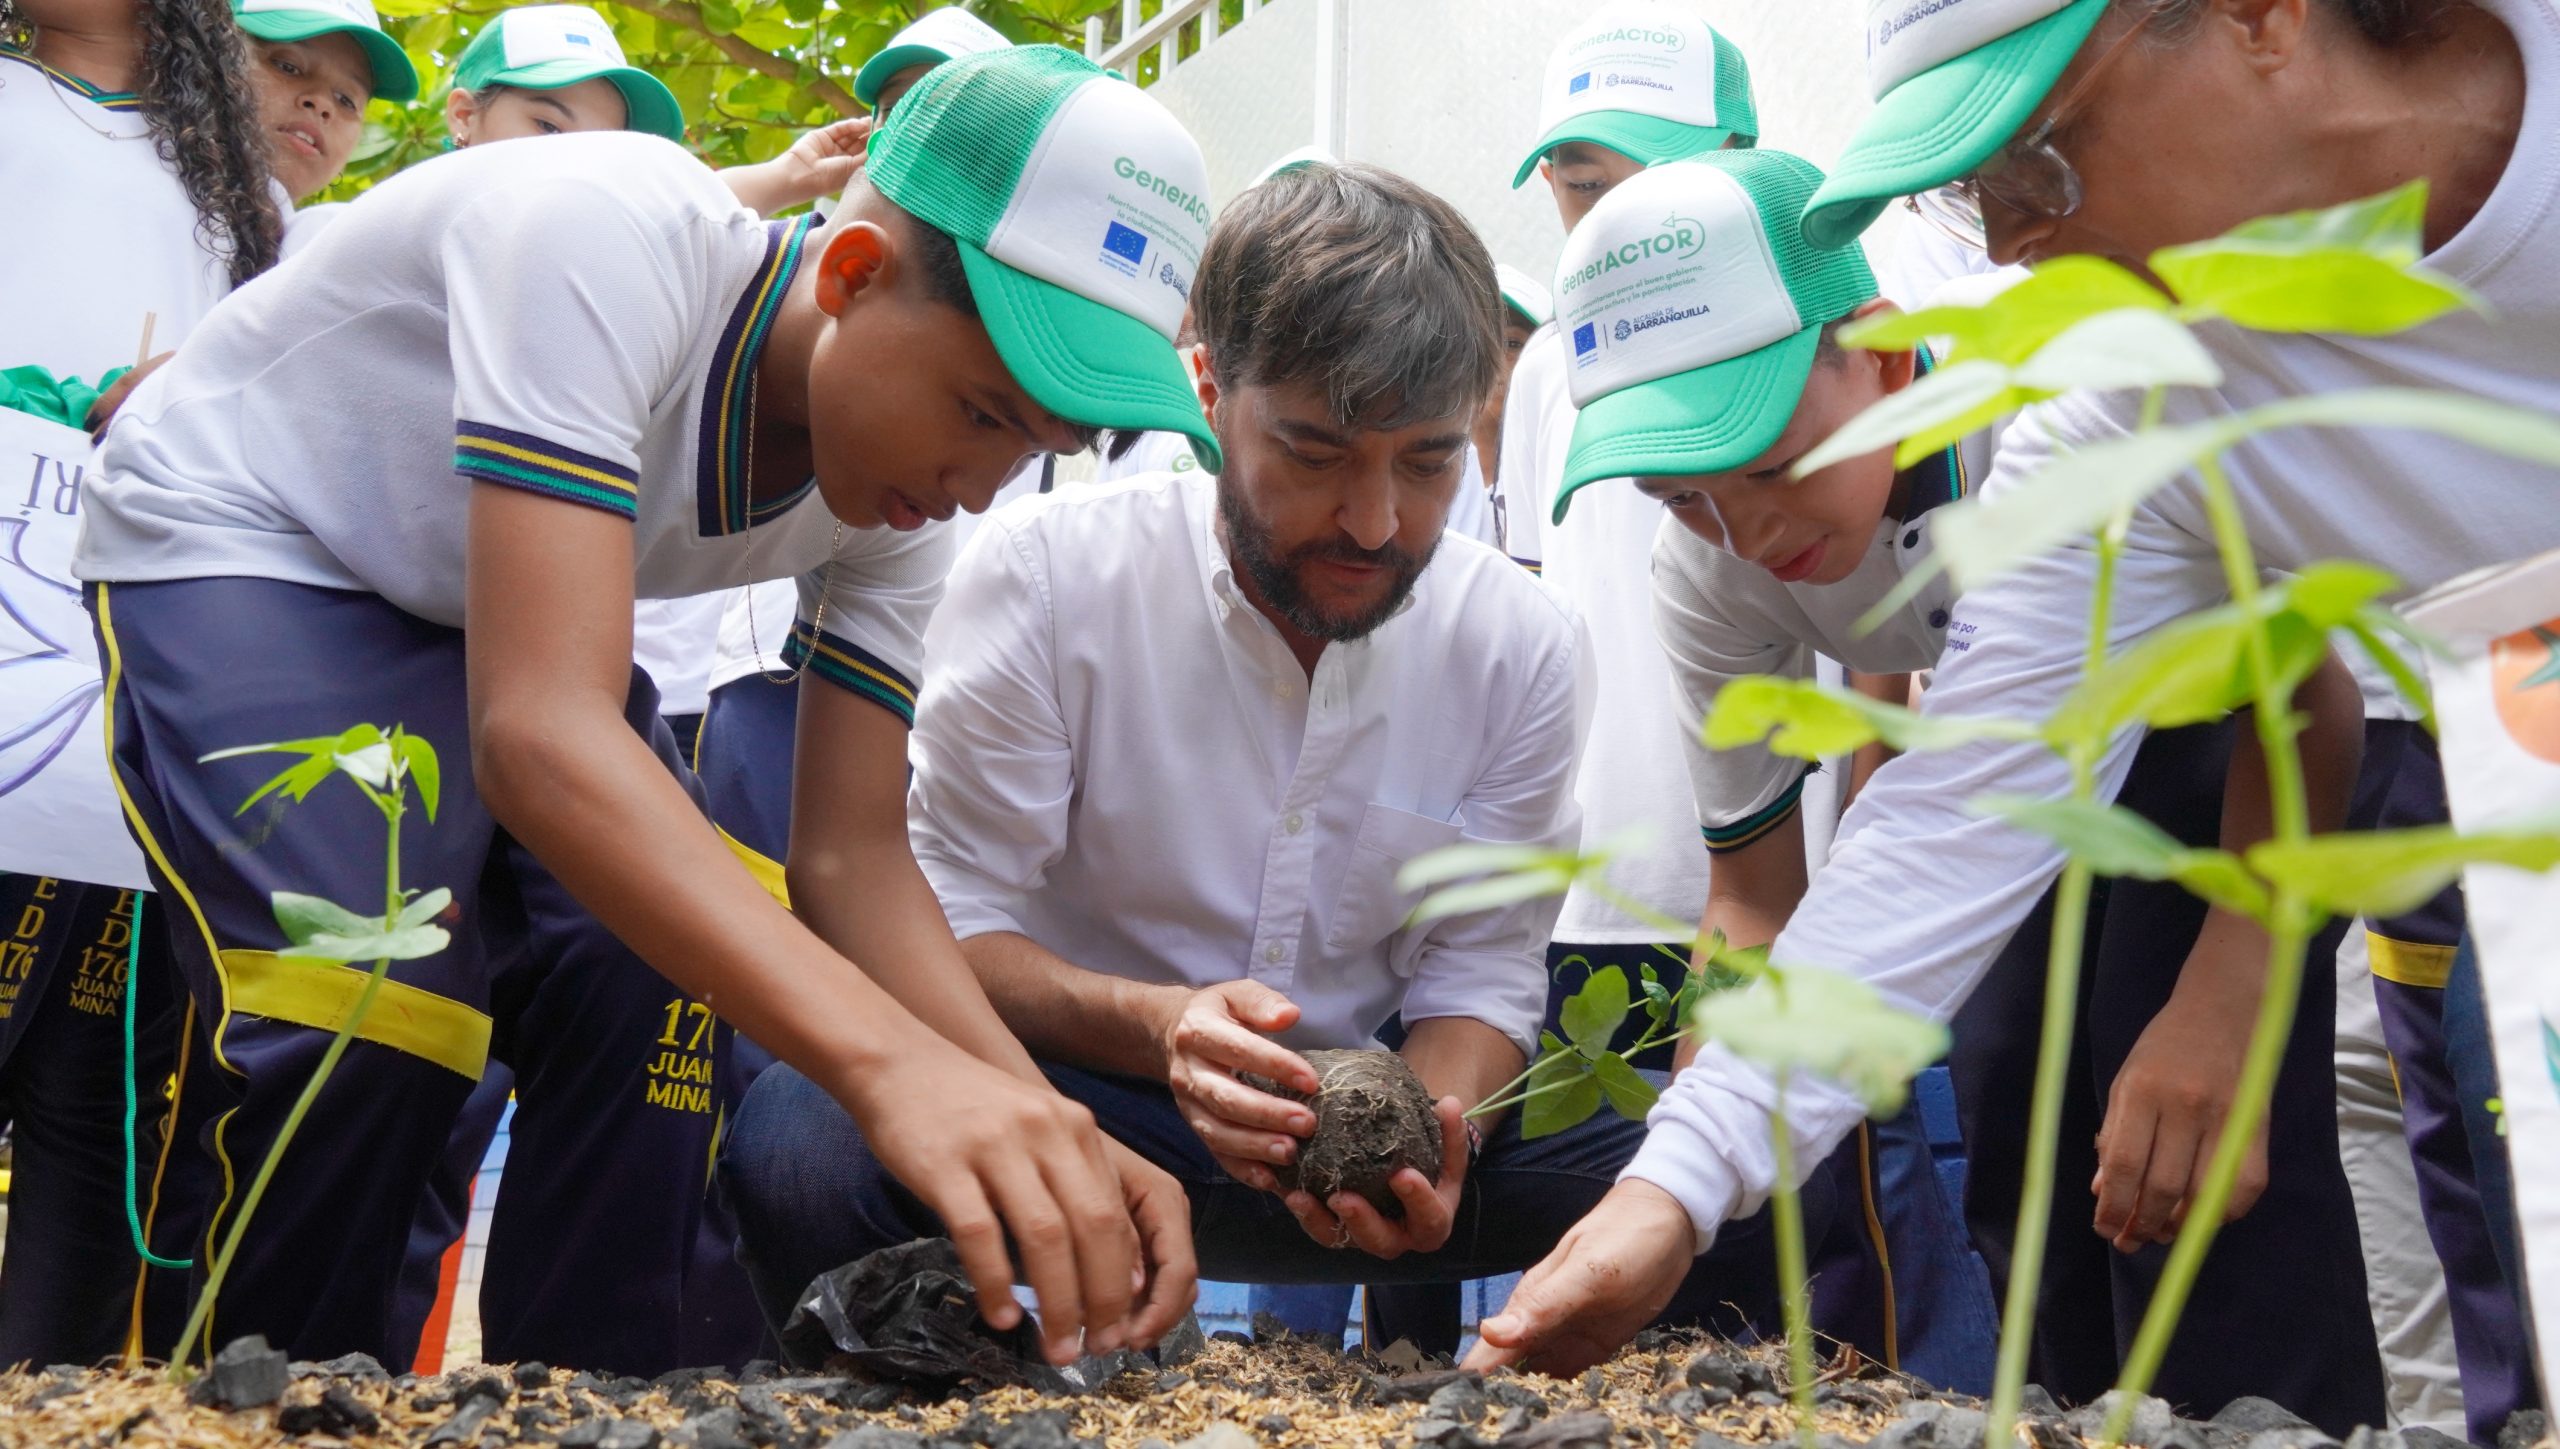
top-left (169, 723), bottom-right (450, 1380)
top-left (1406, 183), bottom-right (2560, 1449)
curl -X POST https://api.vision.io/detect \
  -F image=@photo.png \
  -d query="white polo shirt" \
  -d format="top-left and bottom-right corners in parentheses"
top-left (1654, 430), bottom-right (1985, 852)
top-left (78, 132), bottom-right (948, 727)
top-left (1629, 0), bottom-right (2560, 1244)
top-left (1, 48), bottom-right (233, 377)
top-left (1499, 326), bottom-right (1710, 944)
top-left (908, 470), bottom-right (1587, 1058)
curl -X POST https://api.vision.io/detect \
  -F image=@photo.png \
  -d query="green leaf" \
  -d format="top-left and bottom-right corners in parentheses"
top-left (272, 891), bottom-right (379, 948)
top-left (1408, 868), bottom-right (1576, 924)
top-left (1398, 841), bottom-right (1569, 891)
top-left (394, 731), bottom-right (441, 822)
top-left (1593, 1053), bottom-right (1659, 1122)
top-left (1835, 255), bottom-right (2169, 366)
top-left (1689, 965), bottom-right (1951, 1116)
top-left (1975, 797), bottom-right (2272, 920)
top-left (2249, 824), bottom-right (2560, 919)
top-left (1797, 359), bottom-right (2012, 476)
top-left (332, 724), bottom-right (393, 791)
top-left (1560, 966), bottom-right (1631, 1057)
top-left (1924, 420), bottom-right (2223, 594)
top-left (2009, 309), bottom-right (2223, 395)
top-left (278, 924), bottom-right (451, 965)
top-left (394, 887), bottom-right (453, 932)
top-left (2344, 611), bottom-right (2437, 731)
top-left (1703, 675), bottom-right (2039, 762)
top-left (1521, 1064), bottom-right (1604, 1140)
top-left (2151, 183), bottom-right (2482, 335)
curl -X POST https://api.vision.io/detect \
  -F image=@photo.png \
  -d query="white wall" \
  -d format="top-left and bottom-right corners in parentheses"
top-left (1143, 0), bottom-right (1911, 286)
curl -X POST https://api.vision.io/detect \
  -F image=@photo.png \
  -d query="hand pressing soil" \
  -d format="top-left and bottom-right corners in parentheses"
top-left (1244, 1049), bottom-right (1443, 1219)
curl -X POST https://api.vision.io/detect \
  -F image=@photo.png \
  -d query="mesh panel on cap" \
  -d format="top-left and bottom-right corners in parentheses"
top-left (1715, 148), bottom-right (1877, 326)
top-left (1713, 33), bottom-right (1759, 141)
top-left (865, 45), bottom-right (1098, 248)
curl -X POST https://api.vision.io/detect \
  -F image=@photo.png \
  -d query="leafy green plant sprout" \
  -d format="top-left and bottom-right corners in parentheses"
top-left (168, 724), bottom-right (448, 1380)
top-left (1400, 842), bottom-right (1949, 1449)
top-left (1717, 180), bottom-right (2560, 1449)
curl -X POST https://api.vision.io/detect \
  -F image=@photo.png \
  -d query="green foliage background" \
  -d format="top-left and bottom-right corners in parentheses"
top-left (328, 0), bottom-right (1253, 201)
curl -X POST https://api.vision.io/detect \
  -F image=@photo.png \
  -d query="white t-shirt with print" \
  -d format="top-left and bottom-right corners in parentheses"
top-left (1628, 0), bottom-right (2560, 1246)
top-left (80, 132), bottom-right (950, 725)
top-left (1498, 325), bottom-right (1709, 945)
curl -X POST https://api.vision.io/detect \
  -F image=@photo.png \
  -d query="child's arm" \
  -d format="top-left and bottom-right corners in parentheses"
top-left (464, 487), bottom-right (1178, 1366)
top-left (1673, 814), bottom-right (1810, 1071)
top-left (2089, 648), bottom-right (2364, 1249)
top-left (721, 118), bottom-right (871, 218)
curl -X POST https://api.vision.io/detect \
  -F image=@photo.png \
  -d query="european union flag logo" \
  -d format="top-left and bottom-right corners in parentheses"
top-left (1102, 221), bottom-right (1149, 265)
top-left (565, 31), bottom-right (592, 44)
top-left (1568, 71), bottom-right (1591, 94)
top-left (1573, 322), bottom-right (1598, 355)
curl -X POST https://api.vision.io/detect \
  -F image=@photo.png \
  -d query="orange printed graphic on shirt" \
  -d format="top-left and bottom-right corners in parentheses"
top-left (2490, 621), bottom-right (2560, 765)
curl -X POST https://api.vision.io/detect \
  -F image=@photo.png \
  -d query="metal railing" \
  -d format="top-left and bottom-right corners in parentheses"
top-left (1084, 0), bottom-right (1271, 85)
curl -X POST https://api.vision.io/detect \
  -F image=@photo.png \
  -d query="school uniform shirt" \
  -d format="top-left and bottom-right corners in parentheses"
top-left (632, 594), bottom-right (730, 720)
top-left (1498, 326), bottom-right (1710, 945)
top-left (702, 455), bottom-right (1049, 695)
top-left (907, 470), bottom-right (1587, 1058)
top-left (1657, 433), bottom-right (1982, 854)
top-left (1628, 0), bottom-right (2560, 1247)
top-left (0, 47), bottom-right (233, 377)
top-left (78, 132), bottom-right (948, 729)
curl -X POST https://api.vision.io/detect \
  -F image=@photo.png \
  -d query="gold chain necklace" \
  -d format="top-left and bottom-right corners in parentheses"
top-left (12, 41), bottom-right (144, 143)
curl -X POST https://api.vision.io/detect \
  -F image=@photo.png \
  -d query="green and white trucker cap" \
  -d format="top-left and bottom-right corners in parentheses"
top-left (867, 45), bottom-right (1222, 473)
top-left (853, 7), bottom-right (1011, 110)
top-left (232, 0), bottom-right (418, 102)
top-left (452, 6), bottom-right (682, 139)
top-left (1552, 149), bottom-right (1877, 520)
top-left (1512, 0), bottom-right (1758, 188)
top-left (1800, 0), bottom-right (2106, 246)
top-left (1495, 262), bottom-right (1553, 329)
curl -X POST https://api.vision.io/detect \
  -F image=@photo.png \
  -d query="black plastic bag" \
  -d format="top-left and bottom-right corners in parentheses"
top-left (778, 1239), bottom-right (1158, 1395)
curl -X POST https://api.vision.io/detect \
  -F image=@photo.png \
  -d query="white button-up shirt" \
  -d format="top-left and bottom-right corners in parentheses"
top-left (908, 471), bottom-right (1587, 1057)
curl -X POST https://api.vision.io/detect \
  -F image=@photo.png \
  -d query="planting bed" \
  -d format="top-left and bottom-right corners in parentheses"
top-left (0, 1324), bottom-right (2499, 1449)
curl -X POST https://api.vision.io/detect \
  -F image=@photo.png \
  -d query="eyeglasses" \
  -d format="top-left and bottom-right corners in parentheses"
top-left (1904, 9), bottom-right (2156, 250)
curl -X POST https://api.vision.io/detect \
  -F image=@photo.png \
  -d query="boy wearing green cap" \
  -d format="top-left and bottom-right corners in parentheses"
top-left (1471, 146), bottom-right (2378, 1417)
top-left (75, 45), bottom-right (1212, 1372)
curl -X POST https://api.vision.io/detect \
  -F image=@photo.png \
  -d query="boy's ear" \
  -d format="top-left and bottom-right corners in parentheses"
top-left (1846, 298), bottom-right (1921, 395)
top-left (812, 221), bottom-right (892, 318)
top-left (1191, 345), bottom-right (1219, 419)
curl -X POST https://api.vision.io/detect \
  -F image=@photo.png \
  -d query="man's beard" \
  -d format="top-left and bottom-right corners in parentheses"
top-left (1217, 474), bottom-right (1437, 644)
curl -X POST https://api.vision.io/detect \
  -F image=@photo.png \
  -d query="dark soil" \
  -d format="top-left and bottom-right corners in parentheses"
top-left (1246, 1048), bottom-right (1442, 1220)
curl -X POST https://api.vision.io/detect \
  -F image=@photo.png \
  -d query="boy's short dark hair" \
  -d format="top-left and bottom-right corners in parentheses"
top-left (1193, 162), bottom-right (1503, 432)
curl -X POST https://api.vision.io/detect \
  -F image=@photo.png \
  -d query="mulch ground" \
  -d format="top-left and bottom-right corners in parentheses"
top-left (0, 1330), bottom-right (1925, 1449)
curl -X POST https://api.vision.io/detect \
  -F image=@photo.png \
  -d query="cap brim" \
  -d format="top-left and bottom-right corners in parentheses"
top-left (1555, 325), bottom-right (1820, 523)
top-left (854, 43), bottom-right (946, 108)
top-left (957, 243), bottom-right (1223, 475)
top-left (238, 10), bottom-right (419, 101)
top-left (1511, 111), bottom-right (1737, 188)
top-left (1800, 0), bottom-right (2105, 248)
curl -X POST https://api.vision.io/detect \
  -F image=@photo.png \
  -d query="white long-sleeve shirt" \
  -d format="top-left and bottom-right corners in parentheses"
top-left (1628, 0), bottom-right (2560, 1244)
top-left (907, 470), bottom-right (1587, 1057)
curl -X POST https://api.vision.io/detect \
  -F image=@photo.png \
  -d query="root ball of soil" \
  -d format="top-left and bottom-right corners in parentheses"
top-left (1248, 1049), bottom-right (1443, 1219)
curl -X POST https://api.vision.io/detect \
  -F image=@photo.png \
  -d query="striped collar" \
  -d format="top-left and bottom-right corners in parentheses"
top-left (1, 46), bottom-right (144, 111)
top-left (1894, 347), bottom-right (1969, 521)
top-left (695, 213), bottom-right (818, 537)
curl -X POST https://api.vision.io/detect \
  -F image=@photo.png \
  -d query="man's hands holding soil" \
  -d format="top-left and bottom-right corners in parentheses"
top-left (1281, 1095), bottom-right (1470, 1258)
top-left (1157, 979), bottom-right (1323, 1192)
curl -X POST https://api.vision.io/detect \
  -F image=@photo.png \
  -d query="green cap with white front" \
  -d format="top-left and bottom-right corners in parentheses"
top-left (1800, 0), bottom-right (2106, 246)
top-left (1512, 0), bottom-right (1757, 188)
top-left (232, 0), bottom-right (418, 102)
top-left (1553, 149), bottom-right (1877, 521)
top-left (866, 45), bottom-right (1222, 473)
top-left (452, 6), bottom-right (683, 140)
top-left (853, 6), bottom-right (1011, 110)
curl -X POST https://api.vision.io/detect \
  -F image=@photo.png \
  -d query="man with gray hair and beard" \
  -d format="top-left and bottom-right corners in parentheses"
top-left (718, 162), bottom-right (1825, 1328)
